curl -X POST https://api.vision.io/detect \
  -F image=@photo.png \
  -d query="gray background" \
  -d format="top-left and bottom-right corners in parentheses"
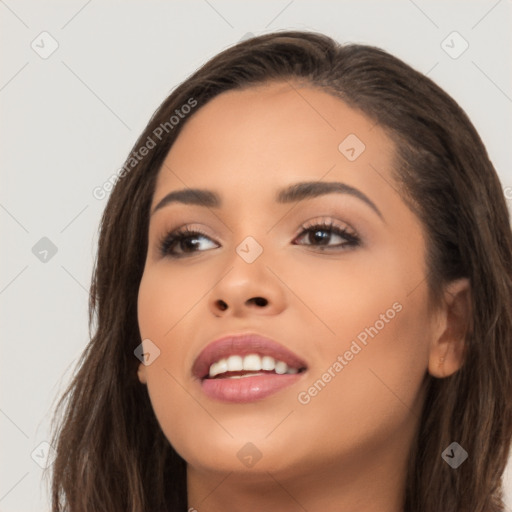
top-left (1, 1), bottom-right (511, 510)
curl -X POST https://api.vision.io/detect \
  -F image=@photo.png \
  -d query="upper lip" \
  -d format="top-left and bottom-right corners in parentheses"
top-left (192, 333), bottom-right (308, 380)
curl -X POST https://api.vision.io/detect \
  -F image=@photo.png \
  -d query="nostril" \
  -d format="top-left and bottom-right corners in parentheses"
top-left (251, 297), bottom-right (268, 307)
top-left (217, 300), bottom-right (228, 310)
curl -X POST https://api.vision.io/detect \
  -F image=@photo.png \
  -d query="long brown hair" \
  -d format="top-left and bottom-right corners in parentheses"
top-left (47, 30), bottom-right (512, 511)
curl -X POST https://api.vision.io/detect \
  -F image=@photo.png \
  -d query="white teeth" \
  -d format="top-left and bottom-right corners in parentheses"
top-left (209, 362), bottom-right (219, 377)
top-left (209, 358), bottom-right (228, 377)
top-left (261, 356), bottom-right (275, 371)
top-left (207, 353), bottom-right (300, 378)
top-left (217, 358), bottom-right (228, 374)
top-left (243, 354), bottom-right (261, 371)
top-left (227, 355), bottom-right (243, 372)
top-left (275, 361), bottom-right (288, 374)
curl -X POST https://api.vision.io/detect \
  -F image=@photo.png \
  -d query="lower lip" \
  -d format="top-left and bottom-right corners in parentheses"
top-left (200, 372), bottom-right (305, 403)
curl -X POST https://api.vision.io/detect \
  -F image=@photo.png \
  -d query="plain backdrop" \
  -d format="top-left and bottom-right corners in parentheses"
top-left (1, 1), bottom-right (511, 510)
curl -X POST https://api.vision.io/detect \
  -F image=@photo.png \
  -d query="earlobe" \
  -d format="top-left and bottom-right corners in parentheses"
top-left (427, 277), bottom-right (472, 378)
top-left (137, 362), bottom-right (148, 385)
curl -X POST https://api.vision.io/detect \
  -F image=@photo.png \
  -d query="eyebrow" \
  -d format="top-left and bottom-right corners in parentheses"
top-left (150, 181), bottom-right (384, 221)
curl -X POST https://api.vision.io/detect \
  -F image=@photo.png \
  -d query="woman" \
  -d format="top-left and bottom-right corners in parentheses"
top-left (48, 30), bottom-right (512, 512)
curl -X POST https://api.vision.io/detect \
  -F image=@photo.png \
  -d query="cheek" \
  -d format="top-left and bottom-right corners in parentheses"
top-left (137, 264), bottom-right (210, 338)
top-left (137, 266), bottom-right (219, 458)
top-left (295, 261), bottom-right (432, 442)
top-left (299, 289), bottom-right (431, 446)
top-left (285, 255), bottom-right (396, 345)
top-left (136, 287), bottom-right (187, 462)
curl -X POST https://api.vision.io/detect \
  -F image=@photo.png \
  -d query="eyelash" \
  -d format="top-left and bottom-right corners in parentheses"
top-left (157, 220), bottom-right (361, 259)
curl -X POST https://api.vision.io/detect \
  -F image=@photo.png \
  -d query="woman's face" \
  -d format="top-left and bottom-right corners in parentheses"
top-left (137, 82), bottom-right (442, 479)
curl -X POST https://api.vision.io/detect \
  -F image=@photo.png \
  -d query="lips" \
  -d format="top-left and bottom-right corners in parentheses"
top-left (192, 333), bottom-right (308, 380)
top-left (192, 333), bottom-right (308, 403)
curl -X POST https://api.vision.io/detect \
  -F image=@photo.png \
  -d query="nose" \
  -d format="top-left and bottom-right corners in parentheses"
top-left (208, 252), bottom-right (287, 318)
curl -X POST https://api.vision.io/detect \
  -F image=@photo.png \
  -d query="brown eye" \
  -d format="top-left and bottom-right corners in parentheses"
top-left (158, 227), bottom-right (218, 258)
top-left (294, 221), bottom-right (360, 250)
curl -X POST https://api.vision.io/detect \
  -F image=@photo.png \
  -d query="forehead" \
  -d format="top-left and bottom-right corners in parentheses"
top-left (152, 81), bottom-right (397, 207)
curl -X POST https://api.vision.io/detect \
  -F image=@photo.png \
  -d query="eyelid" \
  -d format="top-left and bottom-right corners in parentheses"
top-left (156, 223), bottom-right (217, 256)
top-left (294, 216), bottom-right (358, 238)
top-left (156, 222), bottom-right (216, 242)
top-left (296, 206), bottom-right (374, 243)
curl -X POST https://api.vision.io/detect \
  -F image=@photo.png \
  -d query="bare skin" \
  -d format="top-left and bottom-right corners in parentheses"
top-left (136, 81), bottom-right (470, 512)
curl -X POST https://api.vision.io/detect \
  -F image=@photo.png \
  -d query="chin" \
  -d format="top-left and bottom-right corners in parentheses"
top-left (178, 435), bottom-right (305, 476)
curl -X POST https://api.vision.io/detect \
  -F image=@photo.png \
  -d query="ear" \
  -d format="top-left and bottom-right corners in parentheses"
top-left (428, 277), bottom-right (472, 378)
top-left (137, 362), bottom-right (148, 385)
